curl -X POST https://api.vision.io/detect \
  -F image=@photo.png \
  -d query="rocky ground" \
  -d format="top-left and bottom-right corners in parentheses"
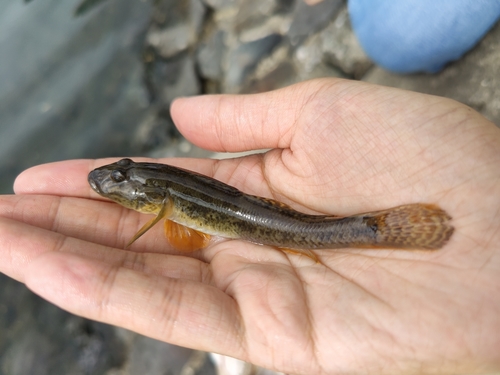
top-left (0, 0), bottom-right (499, 374)
top-left (137, 0), bottom-right (500, 159)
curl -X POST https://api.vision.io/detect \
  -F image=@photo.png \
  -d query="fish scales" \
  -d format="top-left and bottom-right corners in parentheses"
top-left (88, 158), bottom-right (454, 254)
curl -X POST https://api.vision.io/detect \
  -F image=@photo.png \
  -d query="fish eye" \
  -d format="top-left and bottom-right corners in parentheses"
top-left (110, 170), bottom-right (126, 182)
top-left (117, 158), bottom-right (133, 167)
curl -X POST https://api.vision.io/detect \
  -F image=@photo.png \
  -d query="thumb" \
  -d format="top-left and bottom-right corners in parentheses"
top-left (170, 80), bottom-right (334, 153)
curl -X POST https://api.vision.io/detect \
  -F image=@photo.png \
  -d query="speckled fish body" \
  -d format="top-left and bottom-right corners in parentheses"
top-left (88, 158), bottom-right (454, 252)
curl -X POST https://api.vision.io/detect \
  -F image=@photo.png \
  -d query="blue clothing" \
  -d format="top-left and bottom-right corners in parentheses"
top-left (348, 0), bottom-right (500, 73)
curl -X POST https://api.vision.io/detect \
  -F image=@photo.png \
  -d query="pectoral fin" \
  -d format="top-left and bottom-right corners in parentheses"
top-left (164, 219), bottom-right (211, 252)
top-left (126, 200), bottom-right (171, 247)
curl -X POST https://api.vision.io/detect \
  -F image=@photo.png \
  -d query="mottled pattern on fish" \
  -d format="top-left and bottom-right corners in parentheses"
top-left (88, 158), bottom-right (454, 252)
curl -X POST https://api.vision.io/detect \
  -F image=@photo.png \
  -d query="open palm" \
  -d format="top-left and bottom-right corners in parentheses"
top-left (1, 79), bottom-right (499, 374)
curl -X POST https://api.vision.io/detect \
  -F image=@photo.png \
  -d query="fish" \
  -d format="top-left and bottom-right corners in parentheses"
top-left (88, 158), bottom-right (454, 260)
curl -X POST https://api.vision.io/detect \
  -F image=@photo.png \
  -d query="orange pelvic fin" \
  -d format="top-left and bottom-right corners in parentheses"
top-left (164, 219), bottom-right (211, 252)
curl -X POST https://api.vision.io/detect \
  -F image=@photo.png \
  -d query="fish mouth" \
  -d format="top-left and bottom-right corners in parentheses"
top-left (88, 170), bottom-right (103, 194)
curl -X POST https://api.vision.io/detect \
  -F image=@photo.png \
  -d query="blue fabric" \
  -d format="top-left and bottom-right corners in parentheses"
top-left (348, 0), bottom-right (500, 73)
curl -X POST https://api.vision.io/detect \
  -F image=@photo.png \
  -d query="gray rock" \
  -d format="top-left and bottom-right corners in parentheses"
top-left (320, 5), bottom-right (373, 78)
top-left (147, 0), bottom-right (206, 59)
top-left (201, 0), bottom-right (235, 10)
top-left (244, 61), bottom-right (298, 93)
top-left (295, 33), bottom-right (323, 73)
top-left (150, 0), bottom-right (191, 27)
top-left (234, 0), bottom-right (294, 32)
top-left (363, 18), bottom-right (500, 126)
top-left (152, 54), bottom-right (201, 104)
top-left (197, 30), bottom-right (226, 80)
top-left (238, 13), bottom-right (293, 44)
top-left (132, 107), bottom-right (181, 153)
top-left (294, 33), bottom-right (345, 81)
top-left (0, 275), bottom-right (126, 375)
top-left (288, 0), bottom-right (343, 46)
top-left (224, 33), bottom-right (282, 92)
top-left (243, 45), bottom-right (299, 92)
top-left (190, 0), bottom-right (208, 37)
top-left (241, 61), bottom-right (298, 94)
top-left (147, 23), bottom-right (193, 59)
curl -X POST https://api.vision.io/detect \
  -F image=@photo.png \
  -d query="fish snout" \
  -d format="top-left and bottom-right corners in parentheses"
top-left (88, 169), bottom-right (107, 195)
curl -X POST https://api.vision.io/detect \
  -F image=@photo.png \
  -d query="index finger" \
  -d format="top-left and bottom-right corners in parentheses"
top-left (14, 159), bottom-right (110, 198)
top-left (13, 157), bottom-right (222, 198)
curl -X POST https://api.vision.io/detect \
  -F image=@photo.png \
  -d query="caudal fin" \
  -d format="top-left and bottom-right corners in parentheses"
top-left (364, 204), bottom-right (454, 250)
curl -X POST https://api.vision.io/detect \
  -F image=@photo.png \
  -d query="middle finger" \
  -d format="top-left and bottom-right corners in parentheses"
top-left (0, 215), bottom-right (211, 284)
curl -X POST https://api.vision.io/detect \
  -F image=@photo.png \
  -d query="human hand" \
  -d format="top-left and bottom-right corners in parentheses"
top-left (1, 78), bottom-right (499, 374)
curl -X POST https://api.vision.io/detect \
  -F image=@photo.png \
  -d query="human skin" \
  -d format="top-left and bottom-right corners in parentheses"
top-left (0, 79), bottom-right (499, 374)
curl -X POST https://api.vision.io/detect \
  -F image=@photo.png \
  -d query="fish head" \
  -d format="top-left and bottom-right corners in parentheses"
top-left (88, 158), bottom-right (167, 214)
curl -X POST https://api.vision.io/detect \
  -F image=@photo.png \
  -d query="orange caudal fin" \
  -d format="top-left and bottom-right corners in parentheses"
top-left (164, 219), bottom-right (211, 252)
top-left (365, 203), bottom-right (454, 250)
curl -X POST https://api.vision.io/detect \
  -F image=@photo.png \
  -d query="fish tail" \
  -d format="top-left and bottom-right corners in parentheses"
top-left (363, 204), bottom-right (454, 250)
